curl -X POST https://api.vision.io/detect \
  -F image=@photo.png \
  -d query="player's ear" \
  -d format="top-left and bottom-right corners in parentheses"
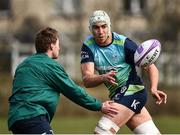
top-left (49, 43), bottom-right (53, 50)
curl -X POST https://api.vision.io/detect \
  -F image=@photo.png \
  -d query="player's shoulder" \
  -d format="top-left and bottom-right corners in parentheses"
top-left (113, 32), bottom-right (127, 40)
top-left (83, 35), bottom-right (95, 46)
top-left (112, 32), bottom-right (127, 46)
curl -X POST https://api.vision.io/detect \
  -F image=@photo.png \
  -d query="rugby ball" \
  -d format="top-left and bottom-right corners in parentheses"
top-left (134, 39), bottom-right (161, 67)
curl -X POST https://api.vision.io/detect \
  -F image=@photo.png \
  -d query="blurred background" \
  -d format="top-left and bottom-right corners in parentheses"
top-left (0, 0), bottom-right (180, 133)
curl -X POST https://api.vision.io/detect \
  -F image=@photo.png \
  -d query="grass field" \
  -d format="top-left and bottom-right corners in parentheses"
top-left (1, 115), bottom-right (180, 134)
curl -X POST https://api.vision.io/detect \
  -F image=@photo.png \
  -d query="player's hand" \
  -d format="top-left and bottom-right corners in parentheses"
top-left (101, 101), bottom-right (119, 117)
top-left (102, 71), bottom-right (118, 85)
top-left (151, 89), bottom-right (167, 105)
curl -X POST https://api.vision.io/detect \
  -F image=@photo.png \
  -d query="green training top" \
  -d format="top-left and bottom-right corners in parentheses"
top-left (8, 53), bottom-right (102, 129)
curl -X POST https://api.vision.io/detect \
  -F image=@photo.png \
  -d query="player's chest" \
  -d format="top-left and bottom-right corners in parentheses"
top-left (93, 46), bottom-right (125, 66)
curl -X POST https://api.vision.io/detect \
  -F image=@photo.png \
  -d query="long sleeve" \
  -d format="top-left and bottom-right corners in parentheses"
top-left (46, 64), bottom-right (102, 111)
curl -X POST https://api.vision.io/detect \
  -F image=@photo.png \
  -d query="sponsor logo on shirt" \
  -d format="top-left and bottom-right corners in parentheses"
top-left (81, 51), bottom-right (89, 60)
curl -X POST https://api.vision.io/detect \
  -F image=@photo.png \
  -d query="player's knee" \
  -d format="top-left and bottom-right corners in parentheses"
top-left (94, 116), bottom-right (119, 135)
top-left (133, 120), bottom-right (160, 134)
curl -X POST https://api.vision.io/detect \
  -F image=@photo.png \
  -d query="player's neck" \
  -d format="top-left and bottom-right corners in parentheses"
top-left (46, 50), bottom-right (53, 58)
top-left (99, 33), bottom-right (112, 46)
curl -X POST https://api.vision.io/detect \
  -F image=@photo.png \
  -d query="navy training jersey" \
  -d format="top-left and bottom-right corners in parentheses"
top-left (81, 32), bottom-right (144, 98)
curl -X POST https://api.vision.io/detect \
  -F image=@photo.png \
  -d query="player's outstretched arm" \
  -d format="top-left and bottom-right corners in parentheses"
top-left (144, 64), bottom-right (167, 105)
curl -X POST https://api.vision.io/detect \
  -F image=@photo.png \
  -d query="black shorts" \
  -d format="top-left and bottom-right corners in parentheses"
top-left (112, 89), bottom-right (147, 113)
top-left (10, 115), bottom-right (54, 134)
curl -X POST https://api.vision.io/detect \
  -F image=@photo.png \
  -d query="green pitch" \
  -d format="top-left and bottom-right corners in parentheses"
top-left (0, 115), bottom-right (179, 134)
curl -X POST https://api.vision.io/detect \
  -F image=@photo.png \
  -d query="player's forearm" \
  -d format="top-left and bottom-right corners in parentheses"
top-left (82, 74), bottom-right (104, 88)
top-left (147, 64), bottom-right (159, 91)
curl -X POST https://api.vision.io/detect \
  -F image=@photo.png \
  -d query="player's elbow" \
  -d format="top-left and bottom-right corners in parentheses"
top-left (84, 83), bottom-right (92, 88)
top-left (82, 77), bottom-right (93, 88)
top-left (82, 80), bottom-right (92, 88)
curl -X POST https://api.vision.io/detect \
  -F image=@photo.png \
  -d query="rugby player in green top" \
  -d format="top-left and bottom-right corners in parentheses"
top-left (8, 27), bottom-right (118, 134)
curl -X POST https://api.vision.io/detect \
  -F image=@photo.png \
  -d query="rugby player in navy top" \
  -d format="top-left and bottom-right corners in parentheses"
top-left (80, 10), bottom-right (167, 134)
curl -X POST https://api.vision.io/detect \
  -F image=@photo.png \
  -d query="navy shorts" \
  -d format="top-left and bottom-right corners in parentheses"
top-left (112, 88), bottom-right (147, 113)
top-left (10, 115), bottom-right (54, 134)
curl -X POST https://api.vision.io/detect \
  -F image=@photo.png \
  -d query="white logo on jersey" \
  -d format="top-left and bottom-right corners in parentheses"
top-left (120, 86), bottom-right (127, 93)
top-left (81, 51), bottom-right (89, 60)
top-left (131, 99), bottom-right (140, 110)
top-left (112, 93), bottom-right (121, 101)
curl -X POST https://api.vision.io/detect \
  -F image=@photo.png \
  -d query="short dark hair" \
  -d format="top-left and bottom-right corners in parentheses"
top-left (35, 27), bottom-right (59, 53)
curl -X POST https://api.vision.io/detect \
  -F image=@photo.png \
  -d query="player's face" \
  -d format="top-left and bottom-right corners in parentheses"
top-left (92, 22), bottom-right (111, 46)
top-left (52, 38), bottom-right (60, 59)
